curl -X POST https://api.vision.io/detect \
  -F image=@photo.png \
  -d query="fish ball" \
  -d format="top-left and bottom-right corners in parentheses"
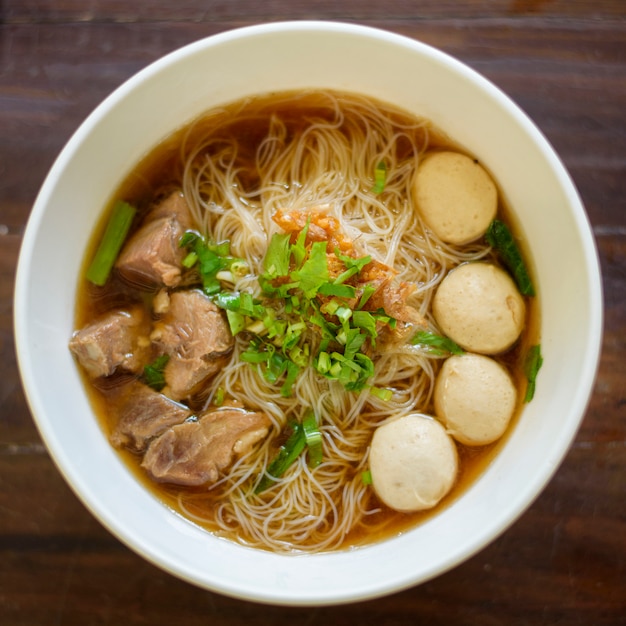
top-left (413, 151), bottom-right (497, 245)
top-left (434, 353), bottom-right (517, 446)
top-left (433, 262), bottom-right (525, 354)
top-left (370, 413), bottom-right (458, 512)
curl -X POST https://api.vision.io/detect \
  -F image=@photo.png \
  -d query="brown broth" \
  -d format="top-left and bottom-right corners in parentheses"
top-left (75, 90), bottom-right (540, 552)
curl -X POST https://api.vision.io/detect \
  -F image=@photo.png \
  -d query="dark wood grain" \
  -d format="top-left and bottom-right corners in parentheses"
top-left (1, 2), bottom-right (624, 624)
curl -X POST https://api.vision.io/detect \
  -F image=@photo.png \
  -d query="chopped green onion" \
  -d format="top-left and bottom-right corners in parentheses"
top-left (283, 322), bottom-right (306, 350)
top-left (335, 305), bottom-right (352, 324)
top-left (291, 219), bottom-right (310, 268)
top-left (333, 249), bottom-right (372, 284)
top-left (230, 260), bottom-right (249, 277)
top-left (86, 200), bottom-right (136, 286)
top-left (411, 330), bottom-right (464, 356)
top-left (524, 344), bottom-right (543, 402)
top-left (211, 241), bottom-right (230, 257)
top-left (334, 249), bottom-right (371, 273)
top-left (225, 309), bottom-right (246, 335)
top-left (288, 343), bottom-right (309, 368)
top-left (255, 421), bottom-right (307, 494)
top-left (223, 215), bottom-right (402, 400)
top-left (213, 387), bottom-right (225, 406)
top-left (179, 231), bottom-right (244, 296)
top-left (357, 284), bottom-right (376, 310)
top-left (178, 230), bottom-right (199, 248)
top-left (182, 251), bottom-right (198, 268)
top-left (372, 160), bottom-right (387, 194)
top-left (142, 354), bottom-right (170, 391)
top-left (240, 349), bottom-right (268, 364)
top-left (343, 328), bottom-right (367, 360)
top-left (368, 386), bottom-right (393, 401)
top-left (361, 470), bottom-right (373, 485)
top-left (280, 360), bottom-right (301, 397)
top-left (316, 351), bottom-right (331, 374)
top-left (485, 219), bottom-right (535, 297)
top-left (352, 310), bottom-right (378, 339)
top-left (238, 292), bottom-right (254, 315)
top-left (302, 411), bottom-right (323, 468)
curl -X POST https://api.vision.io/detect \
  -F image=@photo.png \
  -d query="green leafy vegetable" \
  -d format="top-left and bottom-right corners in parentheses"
top-left (182, 251), bottom-right (198, 268)
top-left (179, 231), bottom-right (245, 295)
top-left (318, 282), bottom-right (357, 298)
top-left (263, 232), bottom-right (291, 278)
top-left (86, 200), bottom-right (136, 286)
top-left (368, 386), bottom-right (393, 401)
top-left (372, 160), bottom-right (387, 194)
top-left (143, 354), bottom-right (170, 391)
top-left (291, 241), bottom-right (329, 298)
top-left (357, 284), bottom-right (376, 310)
top-left (211, 218), bottom-right (395, 400)
top-left (302, 412), bottom-right (323, 468)
top-left (524, 344), bottom-right (543, 402)
top-left (213, 387), bottom-right (225, 406)
top-left (485, 219), bottom-right (535, 297)
top-left (255, 412), bottom-right (324, 493)
top-left (255, 421), bottom-right (307, 494)
top-left (333, 249), bottom-right (372, 284)
top-left (361, 470), bottom-right (373, 485)
top-left (352, 310), bottom-right (378, 340)
top-left (411, 330), bottom-right (464, 356)
top-left (214, 290), bottom-right (266, 335)
top-left (240, 338), bottom-right (302, 397)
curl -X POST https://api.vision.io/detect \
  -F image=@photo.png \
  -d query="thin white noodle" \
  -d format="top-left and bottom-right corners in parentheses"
top-left (166, 90), bottom-right (493, 553)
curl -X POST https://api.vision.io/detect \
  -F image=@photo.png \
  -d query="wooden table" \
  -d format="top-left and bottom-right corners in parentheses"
top-left (1, 2), bottom-right (624, 623)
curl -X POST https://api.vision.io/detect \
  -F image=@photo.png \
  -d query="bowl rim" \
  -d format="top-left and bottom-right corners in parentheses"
top-left (13, 20), bottom-right (604, 606)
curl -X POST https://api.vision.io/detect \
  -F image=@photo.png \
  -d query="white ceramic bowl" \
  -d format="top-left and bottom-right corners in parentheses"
top-left (14, 21), bottom-right (603, 605)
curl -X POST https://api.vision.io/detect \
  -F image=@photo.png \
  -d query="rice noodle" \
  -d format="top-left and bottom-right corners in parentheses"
top-left (169, 90), bottom-right (490, 553)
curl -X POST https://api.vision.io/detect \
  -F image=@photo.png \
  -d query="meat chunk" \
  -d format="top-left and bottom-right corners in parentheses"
top-left (115, 191), bottom-right (193, 289)
top-left (69, 305), bottom-right (150, 378)
top-left (109, 380), bottom-right (192, 452)
top-left (141, 407), bottom-right (271, 486)
top-left (151, 289), bottom-right (234, 401)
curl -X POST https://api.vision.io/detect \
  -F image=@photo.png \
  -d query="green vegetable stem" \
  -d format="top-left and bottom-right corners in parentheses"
top-left (255, 412), bottom-right (323, 494)
top-left (485, 219), bottom-right (535, 297)
top-left (86, 200), bottom-right (136, 286)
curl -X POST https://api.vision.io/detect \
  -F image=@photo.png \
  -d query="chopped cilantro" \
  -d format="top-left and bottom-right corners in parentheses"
top-left (263, 232), bottom-right (291, 278)
top-left (197, 216), bottom-right (397, 400)
top-left (291, 241), bottom-right (329, 298)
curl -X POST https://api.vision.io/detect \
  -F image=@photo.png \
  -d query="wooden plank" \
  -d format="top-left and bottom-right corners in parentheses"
top-left (1, 5), bottom-right (624, 622)
top-left (4, 0), bottom-right (626, 22)
top-left (0, 443), bottom-right (623, 623)
top-left (0, 21), bottom-right (624, 228)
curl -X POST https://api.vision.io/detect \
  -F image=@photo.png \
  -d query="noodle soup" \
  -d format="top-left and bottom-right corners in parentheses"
top-left (71, 90), bottom-right (539, 553)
